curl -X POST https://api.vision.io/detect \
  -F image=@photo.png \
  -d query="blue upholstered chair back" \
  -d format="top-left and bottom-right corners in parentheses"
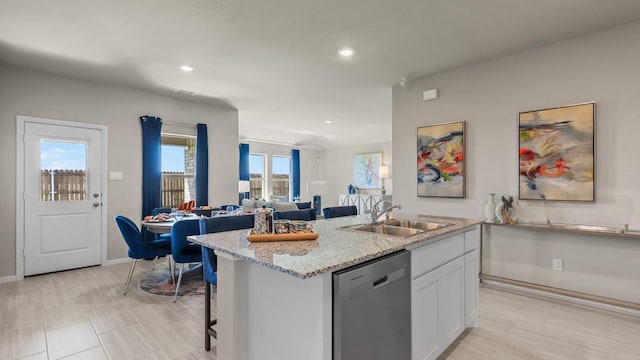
top-left (323, 205), bottom-right (358, 219)
top-left (273, 208), bottom-right (316, 221)
top-left (170, 219), bottom-right (202, 264)
top-left (295, 201), bottom-right (312, 209)
top-left (115, 215), bottom-right (146, 258)
top-left (199, 214), bottom-right (255, 285)
top-left (152, 207), bottom-right (172, 215)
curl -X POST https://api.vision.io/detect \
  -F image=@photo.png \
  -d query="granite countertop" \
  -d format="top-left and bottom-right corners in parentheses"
top-left (188, 213), bottom-right (482, 279)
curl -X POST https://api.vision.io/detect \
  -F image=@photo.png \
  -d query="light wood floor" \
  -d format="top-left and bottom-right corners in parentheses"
top-left (0, 261), bottom-right (216, 360)
top-left (2, 262), bottom-right (640, 360)
top-left (440, 286), bottom-right (640, 360)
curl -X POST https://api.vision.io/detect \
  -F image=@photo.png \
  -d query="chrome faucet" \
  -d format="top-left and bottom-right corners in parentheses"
top-left (371, 204), bottom-right (402, 223)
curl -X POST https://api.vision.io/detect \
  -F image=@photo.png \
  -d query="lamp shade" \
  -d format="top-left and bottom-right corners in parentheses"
top-left (379, 165), bottom-right (389, 179)
top-left (238, 180), bottom-right (250, 193)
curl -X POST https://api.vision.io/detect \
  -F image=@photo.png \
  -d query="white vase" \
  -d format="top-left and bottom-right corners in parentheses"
top-left (483, 193), bottom-right (497, 222)
top-left (495, 195), bottom-right (519, 224)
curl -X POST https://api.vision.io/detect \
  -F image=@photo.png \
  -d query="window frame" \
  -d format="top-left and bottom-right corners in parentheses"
top-left (160, 134), bottom-right (197, 208)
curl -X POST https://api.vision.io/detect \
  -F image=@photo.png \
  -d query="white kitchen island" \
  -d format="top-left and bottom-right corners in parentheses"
top-left (189, 214), bottom-right (482, 360)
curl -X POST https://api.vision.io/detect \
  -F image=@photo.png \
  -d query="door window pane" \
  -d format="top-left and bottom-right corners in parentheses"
top-left (40, 139), bottom-right (87, 202)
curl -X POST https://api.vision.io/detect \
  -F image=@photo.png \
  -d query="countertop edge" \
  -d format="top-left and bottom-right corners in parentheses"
top-left (190, 217), bottom-right (482, 279)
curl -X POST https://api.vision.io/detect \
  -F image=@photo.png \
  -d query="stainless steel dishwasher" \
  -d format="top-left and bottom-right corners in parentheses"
top-left (333, 250), bottom-right (411, 360)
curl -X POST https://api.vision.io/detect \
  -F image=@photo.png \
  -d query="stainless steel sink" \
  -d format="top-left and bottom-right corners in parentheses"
top-left (340, 219), bottom-right (452, 238)
top-left (348, 224), bottom-right (424, 238)
top-left (380, 219), bottom-right (452, 231)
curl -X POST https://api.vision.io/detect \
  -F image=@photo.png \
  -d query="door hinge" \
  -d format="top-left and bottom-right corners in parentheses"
top-left (23, 248), bottom-right (26, 258)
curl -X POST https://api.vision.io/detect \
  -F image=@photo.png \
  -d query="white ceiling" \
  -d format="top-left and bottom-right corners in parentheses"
top-left (2, 1), bottom-right (640, 149)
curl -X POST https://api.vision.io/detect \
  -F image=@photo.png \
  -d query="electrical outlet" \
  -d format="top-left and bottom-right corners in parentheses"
top-left (552, 258), bottom-right (564, 271)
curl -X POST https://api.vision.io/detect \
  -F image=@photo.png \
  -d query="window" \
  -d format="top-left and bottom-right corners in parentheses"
top-left (161, 135), bottom-right (196, 207)
top-left (271, 156), bottom-right (290, 200)
top-left (40, 139), bottom-right (87, 202)
top-left (249, 154), bottom-right (265, 200)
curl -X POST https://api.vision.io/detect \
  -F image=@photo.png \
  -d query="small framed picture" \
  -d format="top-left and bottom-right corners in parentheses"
top-left (353, 152), bottom-right (383, 189)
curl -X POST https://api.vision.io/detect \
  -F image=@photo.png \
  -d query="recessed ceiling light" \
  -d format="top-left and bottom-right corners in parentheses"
top-left (338, 47), bottom-right (354, 57)
top-left (180, 65), bottom-right (194, 72)
top-left (325, 120), bottom-right (333, 124)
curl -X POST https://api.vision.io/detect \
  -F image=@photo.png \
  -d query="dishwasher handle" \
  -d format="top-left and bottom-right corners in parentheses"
top-left (373, 267), bottom-right (405, 289)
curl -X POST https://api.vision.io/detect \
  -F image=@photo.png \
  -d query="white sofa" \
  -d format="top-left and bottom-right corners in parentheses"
top-left (241, 198), bottom-right (299, 211)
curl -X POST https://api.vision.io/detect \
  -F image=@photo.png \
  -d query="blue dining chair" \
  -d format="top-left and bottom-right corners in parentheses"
top-left (114, 215), bottom-right (173, 295)
top-left (273, 208), bottom-right (316, 221)
top-left (151, 207), bottom-right (172, 241)
top-left (199, 214), bottom-right (255, 351)
top-left (323, 205), bottom-right (358, 219)
top-left (170, 219), bottom-right (203, 302)
top-left (149, 207), bottom-right (173, 271)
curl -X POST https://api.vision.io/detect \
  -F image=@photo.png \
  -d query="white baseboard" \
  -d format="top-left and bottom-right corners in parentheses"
top-left (483, 279), bottom-right (640, 318)
top-left (0, 275), bottom-right (18, 284)
top-left (105, 258), bottom-right (131, 266)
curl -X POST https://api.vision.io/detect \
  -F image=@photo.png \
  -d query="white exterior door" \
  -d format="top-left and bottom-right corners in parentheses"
top-left (22, 119), bottom-right (103, 276)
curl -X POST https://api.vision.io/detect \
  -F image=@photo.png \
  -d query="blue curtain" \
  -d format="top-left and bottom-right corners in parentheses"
top-left (196, 123), bottom-right (209, 207)
top-left (239, 143), bottom-right (250, 181)
top-left (291, 149), bottom-right (300, 200)
top-left (140, 115), bottom-right (162, 242)
top-left (239, 143), bottom-right (250, 203)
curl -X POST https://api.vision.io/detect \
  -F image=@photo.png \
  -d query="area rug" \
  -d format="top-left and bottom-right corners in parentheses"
top-left (138, 263), bottom-right (211, 297)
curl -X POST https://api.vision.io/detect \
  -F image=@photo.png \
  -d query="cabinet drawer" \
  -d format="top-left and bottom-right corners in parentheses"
top-left (411, 234), bottom-right (464, 279)
top-left (464, 227), bottom-right (480, 253)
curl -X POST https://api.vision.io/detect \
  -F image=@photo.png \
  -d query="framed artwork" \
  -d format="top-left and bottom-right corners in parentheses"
top-left (417, 121), bottom-right (465, 198)
top-left (519, 102), bottom-right (595, 201)
top-left (353, 152), bottom-right (382, 189)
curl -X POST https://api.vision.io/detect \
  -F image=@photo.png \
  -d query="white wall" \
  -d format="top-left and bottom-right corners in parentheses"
top-left (324, 142), bottom-right (392, 208)
top-left (244, 141), bottom-right (321, 203)
top-left (0, 64), bottom-right (239, 277)
top-left (392, 21), bottom-right (640, 303)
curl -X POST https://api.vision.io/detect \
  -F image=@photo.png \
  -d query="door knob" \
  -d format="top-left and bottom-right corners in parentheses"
top-left (93, 202), bottom-right (100, 207)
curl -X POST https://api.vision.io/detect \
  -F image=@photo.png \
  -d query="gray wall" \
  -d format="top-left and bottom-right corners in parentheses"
top-left (392, 21), bottom-right (640, 303)
top-left (0, 64), bottom-right (239, 278)
top-left (324, 142), bottom-right (392, 208)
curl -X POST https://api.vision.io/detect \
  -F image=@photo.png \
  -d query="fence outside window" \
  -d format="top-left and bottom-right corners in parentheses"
top-left (40, 169), bottom-right (86, 201)
top-left (40, 170), bottom-right (193, 207)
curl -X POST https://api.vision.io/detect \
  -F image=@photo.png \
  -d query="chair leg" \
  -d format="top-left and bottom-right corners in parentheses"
top-left (204, 280), bottom-right (220, 350)
top-left (169, 255), bottom-right (176, 284)
top-left (173, 263), bottom-right (185, 303)
top-left (151, 255), bottom-right (159, 270)
top-left (205, 281), bottom-right (211, 350)
top-left (124, 259), bottom-right (137, 295)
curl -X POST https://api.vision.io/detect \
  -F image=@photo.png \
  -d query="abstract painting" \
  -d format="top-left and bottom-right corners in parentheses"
top-left (353, 152), bottom-right (382, 189)
top-left (417, 121), bottom-right (465, 197)
top-left (519, 102), bottom-right (595, 201)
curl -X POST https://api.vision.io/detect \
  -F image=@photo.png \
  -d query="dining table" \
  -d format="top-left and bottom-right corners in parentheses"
top-left (140, 213), bottom-right (204, 282)
top-left (141, 214), bottom-right (200, 234)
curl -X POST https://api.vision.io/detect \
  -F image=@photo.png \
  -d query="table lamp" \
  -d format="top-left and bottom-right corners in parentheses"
top-left (239, 180), bottom-right (251, 205)
top-left (379, 165), bottom-right (389, 195)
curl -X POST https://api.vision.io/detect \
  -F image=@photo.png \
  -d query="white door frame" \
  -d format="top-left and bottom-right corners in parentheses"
top-left (16, 115), bottom-right (108, 280)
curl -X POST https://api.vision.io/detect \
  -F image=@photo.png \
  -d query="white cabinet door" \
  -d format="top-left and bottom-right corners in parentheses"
top-left (439, 256), bottom-right (466, 347)
top-left (465, 249), bottom-right (479, 327)
top-left (412, 256), bottom-right (465, 360)
top-left (412, 266), bottom-right (442, 360)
